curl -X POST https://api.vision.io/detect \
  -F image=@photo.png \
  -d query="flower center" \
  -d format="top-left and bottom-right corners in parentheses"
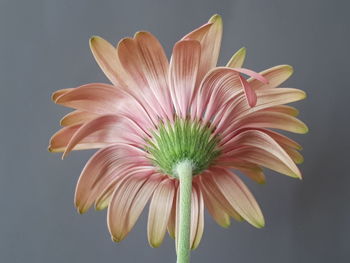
top-left (145, 118), bottom-right (220, 177)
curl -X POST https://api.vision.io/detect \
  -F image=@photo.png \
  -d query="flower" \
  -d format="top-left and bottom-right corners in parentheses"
top-left (49, 14), bottom-right (307, 252)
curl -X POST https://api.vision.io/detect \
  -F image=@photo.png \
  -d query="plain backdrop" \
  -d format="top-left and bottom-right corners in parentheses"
top-left (1, 0), bottom-right (349, 262)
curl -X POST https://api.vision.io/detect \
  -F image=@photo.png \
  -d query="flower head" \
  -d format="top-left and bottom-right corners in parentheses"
top-left (49, 14), bottom-right (307, 250)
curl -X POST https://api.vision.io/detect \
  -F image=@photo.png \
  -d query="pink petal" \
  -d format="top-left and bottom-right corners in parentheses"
top-left (239, 74), bottom-right (257, 107)
top-left (48, 124), bottom-right (112, 152)
top-left (249, 65), bottom-right (294, 90)
top-left (169, 40), bottom-right (201, 118)
top-left (107, 174), bottom-right (163, 242)
top-left (225, 111), bottom-right (309, 136)
top-left (55, 83), bottom-right (124, 114)
top-left (226, 47), bottom-right (246, 68)
top-left (62, 115), bottom-right (121, 158)
top-left (220, 130), bottom-right (302, 178)
top-left (198, 173), bottom-right (243, 222)
top-left (232, 67), bottom-right (268, 84)
top-left (183, 14), bottom-right (223, 87)
top-left (74, 144), bottom-right (150, 213)
top-left (199, 176), bottom-right (231, 227)
top-left (134, 32), bottom-right (173, 120)
top-left (147, 179), bottom-right (175, 247)
top-left (89, 36), bottom-right (127, 87)
top-left (211, 168), bottom-right (265, 228)
top-left (196, 67), bottom-right (242, 122)
top-left (117, 36), bottom-right (170, 121)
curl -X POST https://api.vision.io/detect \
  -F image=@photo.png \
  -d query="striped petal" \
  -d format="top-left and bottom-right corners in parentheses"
top-left (169, 40), bottom-right (201, 118)
top-left (211, 168), bottom-right (265, 228)
top-left (55, 83), bottom-right (124, 114)
top-left (200, 177), bottom-right (231, 227)
top-left (74, 144), bottom-right (150, 213)
top-left (183, 14), bottom-right (223, 86)
top-left (108, 174), bottom-right (162, 242)
top-left (148, 179), bottom-right (175, 247)
top-left (221, 130), bottom-right (301, 178)
top-left (48, 124), bottom-right (112, 152)
top-left (62, 115), bottom-right (121, 158)
top-left (199, 173), bottom-right (243, 222)
top-left (191, 184), bottom-right (204, 250)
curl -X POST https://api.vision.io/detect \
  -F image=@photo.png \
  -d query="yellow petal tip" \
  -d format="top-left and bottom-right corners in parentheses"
top-left (208, 14), bottom-right (222, 24)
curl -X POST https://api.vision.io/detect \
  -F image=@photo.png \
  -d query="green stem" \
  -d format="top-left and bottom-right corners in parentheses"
top-left (175, 160), bottom-right (193, 263)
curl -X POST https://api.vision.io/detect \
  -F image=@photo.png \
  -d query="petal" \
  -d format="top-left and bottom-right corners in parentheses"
top-left (134, 32), bottom-right (173, 119)
top-left (167, 182), bottom-right (178, 239)
top-left (169, 40), bottom-right (201, 118)
top-left (211, 168), bottom-right (265, 228)
top-left (197, 67), bottom-right (242, 122)
top-left (191, 183), bottom-right (204, 250)
top-left (198, 173), bottom-right (243, 222)
top-left (117, 35), bottom-right (170, 120)
top-left (48, 124), bottom-right (112, 153)
top-left (184, 14), bottom-right (223, 85)
top-left (51, 88), bottom-right (73, 101)
top-left (263, 105), bottom-right (299, 116)
top-left (107, 174), bottom-right (162, 242)
top-left (239, 74), bottom-right (257, 107)
top-left (74, 144), bottom-right (150, 213)
top-left (221, 130), bottom-right (301, 178)
top-left (226, 47), bottom-right (246, 68)
top-left (89, 36), bottom-right (127, 87)
top-left (62, 115), bottom-right (121, 158)
top-left (55, 83), bottom-right (124, 114)
top-left (60, 110), bottom-right (99, 126)
top-left (189, 186), bottom-right (198, 249)
top-left (230, 111), bottom-right (309, 135)
top-left (249, 65), bottom-right (294, 90)
top-left (147, 179), bottom-right (175, 248)
top-left (199, 177), bottom-right (231, 227)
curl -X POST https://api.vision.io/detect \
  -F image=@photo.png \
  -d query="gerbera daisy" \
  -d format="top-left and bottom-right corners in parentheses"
top-left (49, 14), bottom-right (307, 263)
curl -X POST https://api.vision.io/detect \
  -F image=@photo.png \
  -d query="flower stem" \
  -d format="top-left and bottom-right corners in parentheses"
top-left (176, 160), bottom-right (193, 263)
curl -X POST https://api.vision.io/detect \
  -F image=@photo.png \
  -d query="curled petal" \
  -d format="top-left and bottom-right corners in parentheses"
top-left (249, 65), bottom-right (294, 90)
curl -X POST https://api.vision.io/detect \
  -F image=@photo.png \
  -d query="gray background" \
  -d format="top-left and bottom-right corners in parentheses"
top-left (1, 0), bottom-right (349, 262)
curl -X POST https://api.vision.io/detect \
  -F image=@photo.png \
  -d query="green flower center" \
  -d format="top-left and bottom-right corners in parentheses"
top-left (145, 118), bottom-right (220, 177)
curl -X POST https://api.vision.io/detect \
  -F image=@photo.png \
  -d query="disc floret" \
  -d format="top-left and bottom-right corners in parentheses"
top-left (146, 118), bottom-right (220, 177)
